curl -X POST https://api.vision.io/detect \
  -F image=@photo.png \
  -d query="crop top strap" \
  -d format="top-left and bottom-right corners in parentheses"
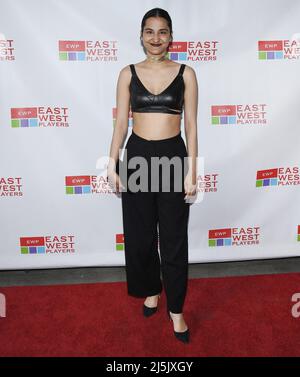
top-left (129, 64), bottom-right (136, 76)
top-left (179, 63), bottom-right (186, 76)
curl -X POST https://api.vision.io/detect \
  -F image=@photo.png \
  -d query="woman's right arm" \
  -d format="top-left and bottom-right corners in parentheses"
top-left (107, 65), bottom-right (131, 192)
top-left (107, 65), bottom-right (131, 174)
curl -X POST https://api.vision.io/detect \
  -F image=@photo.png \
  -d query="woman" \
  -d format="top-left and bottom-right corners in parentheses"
top-left (107, 8), bottom-right (198, 344)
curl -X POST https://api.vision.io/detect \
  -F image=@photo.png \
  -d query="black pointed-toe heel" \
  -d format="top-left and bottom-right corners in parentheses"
top-left (143, 294), bottom-right (161, 317)
top-left (167, 308), bottom-right (190, 344)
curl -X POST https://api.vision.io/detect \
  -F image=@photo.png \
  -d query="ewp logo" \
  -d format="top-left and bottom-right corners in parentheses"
top-left (59, 41), bottom-right (86, 60)
top-left (211, 104), bottom-right (267, 125)
top-left (0, 293), bottom-right (6, 318)
top-left (167, 40), bottom-right (219, 61)
top-left (256, 167), bottom-right (300, 187)
top-left (20, 236), bottom-right (45, 254)
top-left (167, 42), bottom-right (188, 61)
top-left (256, 168), bottom-right (278, 187)
top-left (258, 40), bottom-right (284, 60)
top-left (209, 227), bottom-right (260, 247)
top-left (11, 107), bottom-right (69, 128)
top-left (58, 40), bottom-right (118, 61)
top-left (65, 176), bottom-right (91, 194)
top-left (258, 37), bottom-right (300, 60)
top-left (11, 107), bottom-right (38, 127)
top-left (211, 105), bottom-right (236, 125)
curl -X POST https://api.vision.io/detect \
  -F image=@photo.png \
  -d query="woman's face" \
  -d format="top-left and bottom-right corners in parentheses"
top-left (141, 16), bottom-right (172, 55)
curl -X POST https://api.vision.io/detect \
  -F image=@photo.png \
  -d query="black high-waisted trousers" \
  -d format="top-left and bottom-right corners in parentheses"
top-left (117, 129), bottom-right (190, 313)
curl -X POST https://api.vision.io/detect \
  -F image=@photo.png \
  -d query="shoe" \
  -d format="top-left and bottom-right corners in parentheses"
top-left (143, 294), bottom-right (161, 317)
top-left (167, 308), bottom-right (190, 343)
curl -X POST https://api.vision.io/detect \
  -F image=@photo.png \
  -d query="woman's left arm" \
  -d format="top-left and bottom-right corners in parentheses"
top-left (183, 65), bottom-right (198, 196)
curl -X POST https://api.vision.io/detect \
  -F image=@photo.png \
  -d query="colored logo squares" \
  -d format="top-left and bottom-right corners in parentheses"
top-left (116, 234), bottom-right (124, 251)
top-left (65, 176), bottom-right (91, 194)
top-left (20, 237), bottom-right (45, 254)
top-left (208, 238), bottom-right (232, 246)
top-left (167, 42), bottom-right (187, 61)
top-left (59, 41), bottom-right (86, 61)
top-left (258, 40), bottom-right (283, 60)
top-left (211, 105), bottom-right (236, 125)
top-left (208, 229), bottom-right (232, 247)
top-left (11, 107), bottom-right (38, 127)
top-left (256, 168), bottom-right (278, 187)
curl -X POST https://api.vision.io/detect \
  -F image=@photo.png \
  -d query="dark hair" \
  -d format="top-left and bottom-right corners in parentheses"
top-left (140, 8), bottom-right (173, 37)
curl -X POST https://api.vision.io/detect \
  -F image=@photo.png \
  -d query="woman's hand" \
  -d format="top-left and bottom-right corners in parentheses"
top-left (107, 169), bottom-right (125, 194)
top-left (184, 170), bottom-right (197, 201)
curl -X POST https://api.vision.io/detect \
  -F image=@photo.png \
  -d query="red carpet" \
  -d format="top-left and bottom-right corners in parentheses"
top-left (1, 272), bottom-right (300, 357)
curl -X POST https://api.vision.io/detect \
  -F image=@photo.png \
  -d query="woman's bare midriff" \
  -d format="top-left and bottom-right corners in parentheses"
top-left (132, 112), bottom-right (182, 140)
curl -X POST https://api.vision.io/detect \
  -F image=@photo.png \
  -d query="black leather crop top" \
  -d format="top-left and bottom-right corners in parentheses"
top-left (129, 63), bottom-right (186, 115)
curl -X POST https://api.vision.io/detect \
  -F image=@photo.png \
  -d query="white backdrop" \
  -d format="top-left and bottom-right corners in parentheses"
top-left (0, 0), bottom-right (300, 270)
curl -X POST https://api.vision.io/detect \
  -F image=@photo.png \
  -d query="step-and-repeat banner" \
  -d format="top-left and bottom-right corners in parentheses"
top-left (0, 0), bottom-right (300, 270)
